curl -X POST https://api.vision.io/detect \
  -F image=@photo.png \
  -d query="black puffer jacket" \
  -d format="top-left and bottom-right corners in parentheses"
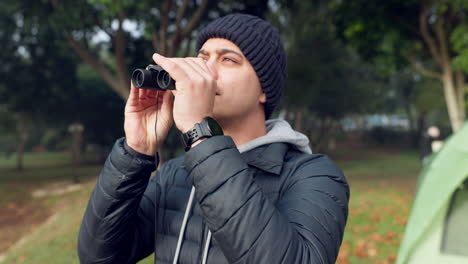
top-left (78, 136), bottom-right (349, 264)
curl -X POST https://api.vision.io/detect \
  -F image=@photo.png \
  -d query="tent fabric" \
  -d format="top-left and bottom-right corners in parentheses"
top-left (441, 179), bottom-right (468, 256)
top-left (405, 201), bottom-right (466, 264)
top-left (397, 122), bottom-right (468, 264)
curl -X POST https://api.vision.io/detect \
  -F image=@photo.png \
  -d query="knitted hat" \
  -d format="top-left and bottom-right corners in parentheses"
top-left (196, 13), bottom-right (287, 119)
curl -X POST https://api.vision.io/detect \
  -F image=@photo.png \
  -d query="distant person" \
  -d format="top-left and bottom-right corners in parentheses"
top-left (420, 125), bottom-right (444, 164)
top-left (77, 14), bottom-right (349, 264)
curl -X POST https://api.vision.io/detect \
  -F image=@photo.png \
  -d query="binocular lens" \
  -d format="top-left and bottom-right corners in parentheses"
top-left (131, 65), bottom-right (175, 90)
top-left (158, 72), bottom-right (171, 89)
top-left (134, 70), bottom-right (144, 87)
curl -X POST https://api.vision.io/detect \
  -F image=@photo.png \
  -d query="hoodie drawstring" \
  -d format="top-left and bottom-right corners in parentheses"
top-left (173, 186), bottom-right (195, 264)
top-left (173, 186), bottom-right (212, 264)
top-left (201, 230), bottom-right (212, 264)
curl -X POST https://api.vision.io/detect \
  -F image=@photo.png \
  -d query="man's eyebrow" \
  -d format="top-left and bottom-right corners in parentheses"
top-left (198, 48), bottom-right (243, 58)
top-left (218, 49), bottom-right (243, 58)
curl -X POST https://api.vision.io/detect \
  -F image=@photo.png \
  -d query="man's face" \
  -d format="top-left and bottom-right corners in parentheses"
top-left (197, 38), bottom-right (266, 121)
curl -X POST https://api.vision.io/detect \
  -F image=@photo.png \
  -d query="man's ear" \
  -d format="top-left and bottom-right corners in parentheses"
top-left (259, 92), bottom-right (267, 103)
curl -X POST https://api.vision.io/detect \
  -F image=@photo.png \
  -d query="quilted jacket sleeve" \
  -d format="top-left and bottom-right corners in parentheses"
top-left (77, 138), bottom-right (160, 264)
top-left (184, 136), bottom-right (349, 264)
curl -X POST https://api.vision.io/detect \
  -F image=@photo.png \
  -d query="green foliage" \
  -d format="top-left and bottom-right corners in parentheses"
top-left (274, 0), bottom-right (381, 120)
top-left (414, 79), bottom-right (446, 114)
top-left (73, 64), bottom-right (126, 147)
top-left (0, 105), bottom-right (15, 134)
top-left (0, 0), bottom-right (79, 116)
top-left (451, 24), bottom-right (468, 73)
top-left (452, 0), bottom-right (468, 9)
top-left (0, 0), bottom-right (275, 154)
top-left (333, 0), bottom-right (420, 72)
top-left (0, 1), bottom-right (131, 149)
top-left (334, 0), bottom-right (468, 77)
top-left (87, 0), bottom-right (134, 14)
top-left (333, 0), bottom-right (464, 131)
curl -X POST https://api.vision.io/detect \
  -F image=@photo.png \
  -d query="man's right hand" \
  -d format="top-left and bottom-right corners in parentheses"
top-left (124, 84), bottom-right (174, 156)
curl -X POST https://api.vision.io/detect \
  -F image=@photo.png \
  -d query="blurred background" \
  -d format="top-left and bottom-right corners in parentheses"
top-left (0, 0), bottom-right (466, 263)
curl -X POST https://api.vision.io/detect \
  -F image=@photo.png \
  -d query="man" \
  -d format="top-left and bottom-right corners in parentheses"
top-left (78, 13), bottom-right (349, 264)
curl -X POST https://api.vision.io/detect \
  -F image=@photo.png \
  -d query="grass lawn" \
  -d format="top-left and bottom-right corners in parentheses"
top-left (0, 152), bottom-right (102, 261)
top-left (0, 152), bottom-right (152, 264)
top-left (0, 177), bottom-right (154, 264)
top-left (0, 147), bottom-right (421, 264)
top-left (331, 148), bottom-right (421, 264)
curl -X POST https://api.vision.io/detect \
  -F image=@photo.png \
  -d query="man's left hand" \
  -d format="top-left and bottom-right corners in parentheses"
top-left (152, 53), bottom-right (217, 133)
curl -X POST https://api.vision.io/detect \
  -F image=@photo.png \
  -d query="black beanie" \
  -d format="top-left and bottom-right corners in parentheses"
top-left (196, 13), bottom-right (287, 119)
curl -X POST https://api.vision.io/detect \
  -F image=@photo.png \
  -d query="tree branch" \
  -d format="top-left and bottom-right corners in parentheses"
top-left (65, 34), bottom-right (125, 98)
top-left (50, 0), bottom-right (126, 98)
top-left (434, 17), bottom-right (452, 75)
top-left (419, 3), bottom-right (442, 66)
top-left (114, 12), bottom-right (130, 89)
top-left (176, 0), bottom-right (190, 30)
top-left (168, 0), bottom-right (208, 56)
top-left (180, 0), bottom-right (208, 39)
top-left (158, 0), bottom-right (173, 55)
top-left (403, 54), bottom-right (442, 80)
top-left (92, 13), bottom-right (113, 39)
top-left (167, 0), bottom-right (190, 56)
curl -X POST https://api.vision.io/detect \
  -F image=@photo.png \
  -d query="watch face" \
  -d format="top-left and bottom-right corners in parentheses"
top-left (206, 117), bottom-right (223, 136)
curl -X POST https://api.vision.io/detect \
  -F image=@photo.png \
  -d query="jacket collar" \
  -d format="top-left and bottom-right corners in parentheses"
top-left (240, 142), bottom-right (289, 176)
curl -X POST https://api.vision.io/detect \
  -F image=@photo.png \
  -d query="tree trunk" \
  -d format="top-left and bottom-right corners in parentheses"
top-left (436, 17), bottom-right (465, 132)
top-left (455, 71), bottom-right (466, 124)
top-left (15, 113), bottom-right (29, 171)
top-left (416, 7), bottom-right (466, 132)
top-left (442, 73), bottom-right (464, 132)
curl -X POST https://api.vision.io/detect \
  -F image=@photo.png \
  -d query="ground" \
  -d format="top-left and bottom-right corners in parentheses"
top-left (330, 148), bottom-right (420, 264)
top-left (0, 147), bottom-right (421, 264)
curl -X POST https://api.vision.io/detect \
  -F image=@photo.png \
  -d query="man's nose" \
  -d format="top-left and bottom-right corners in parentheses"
top-left (206, 59), bottom-right (219, 80)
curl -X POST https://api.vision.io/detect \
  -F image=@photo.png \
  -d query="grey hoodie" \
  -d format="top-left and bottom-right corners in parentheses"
top-left (174, 119), bottom-right (312, 264)
top-left (238, 119), bottom-right (312, 154)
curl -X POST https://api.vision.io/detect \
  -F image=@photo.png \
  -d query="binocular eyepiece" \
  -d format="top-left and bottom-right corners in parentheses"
top-left (131, 65), bottom-right (175, 90)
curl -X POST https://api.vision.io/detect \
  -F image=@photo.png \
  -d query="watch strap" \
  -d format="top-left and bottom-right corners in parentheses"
top-left (182, 123), bottom-right (205, 151)
top-left (182, 117), bottom-right (220, 152)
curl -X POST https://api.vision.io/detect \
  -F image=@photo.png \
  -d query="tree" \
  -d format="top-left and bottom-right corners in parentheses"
top-left (383, 68), bottom-right (448, 146)
top-left (47, 0), bottom-right (270, 101)
top-left (270, 0), bottom-right (380, 151)
top-left (334, 0), bottom-right (467, 132)
top-left (46, 0), bottom-right (209, 100)
top-left (0, 0), bottom-right (82, 170)
top-left (0, 0), bottom-right (273, 166)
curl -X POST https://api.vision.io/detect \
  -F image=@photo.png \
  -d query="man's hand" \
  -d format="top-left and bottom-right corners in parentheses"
top-left (152, 53), bottom-right (217, 133)
top-left (124, 84), bottom-right (174, 156)
top-left (124, 53), bottom-right (216, 155)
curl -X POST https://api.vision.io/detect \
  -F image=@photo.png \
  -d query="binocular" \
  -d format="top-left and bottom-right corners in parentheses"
top-left (131, 65), bottom-right (175, 90)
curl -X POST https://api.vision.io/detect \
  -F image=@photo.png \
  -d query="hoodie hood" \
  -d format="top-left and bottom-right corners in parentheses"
top-left (237, 119), bottom-right (312, 154)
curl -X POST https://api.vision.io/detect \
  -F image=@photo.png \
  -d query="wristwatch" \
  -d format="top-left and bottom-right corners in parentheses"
top-left (181, 116), bottom-right (224, 151)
